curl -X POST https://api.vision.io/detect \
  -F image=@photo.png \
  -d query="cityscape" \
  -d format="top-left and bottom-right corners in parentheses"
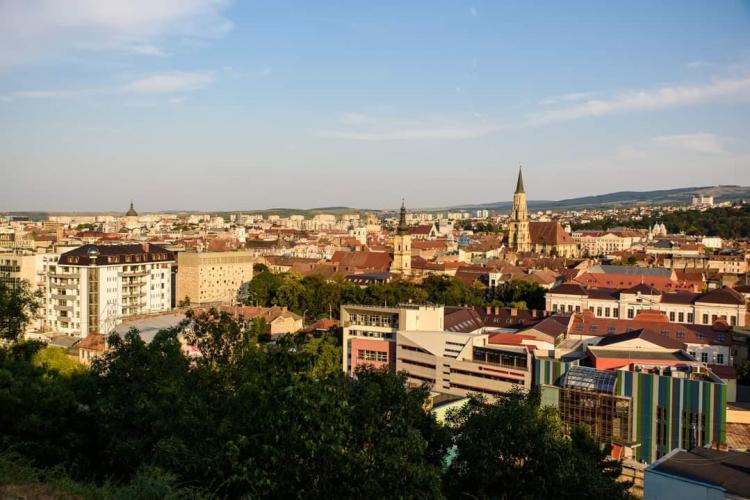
top-left (2, 1), bottom-right (750, 499)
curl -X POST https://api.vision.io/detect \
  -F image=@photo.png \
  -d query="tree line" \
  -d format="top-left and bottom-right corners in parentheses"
top-left (0, 283), bottom-right (631, 498)
top-left (242, 270), bottom-right (548, 321)
top-left (573, 204), bottom-right (750, 239)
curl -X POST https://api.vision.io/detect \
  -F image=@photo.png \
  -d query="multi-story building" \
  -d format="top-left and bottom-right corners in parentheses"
top-left (546, 283), bottom-right (747, 327)
top-left (175, 250), bottom-right (254, 305)
top-left (341, 303), bottom-right (443, 375)
top-left (572, 229), bottom-right (643, 256)
top-left (397, 330), bottom-right (533, 398)
top-left (47, 244), bottom-right (174, 337)
top-left (535, 358), bottom-right (726, 464)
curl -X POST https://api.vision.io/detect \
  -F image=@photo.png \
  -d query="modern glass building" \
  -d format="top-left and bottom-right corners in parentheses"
top-left (534, 359), bottom-right (727, 463)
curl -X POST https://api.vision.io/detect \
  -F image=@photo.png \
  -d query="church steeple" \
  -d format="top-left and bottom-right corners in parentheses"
top-left (397, 198), bottom-right (408, 235)
top-left (515, 166), bottom-right (525, 194)
top-left (126, 201), bottom-right (138, 217)
top-left (391, 198), bottom-right (411, 276)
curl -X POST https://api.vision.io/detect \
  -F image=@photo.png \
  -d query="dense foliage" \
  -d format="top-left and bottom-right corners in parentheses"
top-left (573, 204), bottom-right (750, 238)
top-left (243, 272), bottom-right (547, 319)
top-left (0, 293), bottom-right (629, 498)
top-left (0, 280), bottom-right (41, 341)
top-left (445, 390), bottom-right (632, 499)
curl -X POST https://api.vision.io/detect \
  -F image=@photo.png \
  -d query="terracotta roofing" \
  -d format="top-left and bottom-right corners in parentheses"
top-left (444, 307), bottom-right (485, 333)
top-left (529, 221), bottom-right (575, 245)
top-left (519, 314), bottom-right (570, 338)
top-left (331, 251), bottom-right (392, 272)
top-left (568, 311), bottom-right (732, 346)
top-left (409, 224), bottom-right (435, 235)
top-left (695, 287), bottom-right (746, 305)
top-left (77, 334), bottom-right (107, 351)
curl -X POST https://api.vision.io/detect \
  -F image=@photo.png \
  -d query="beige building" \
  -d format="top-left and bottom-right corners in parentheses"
top-left (390, 201), bottom-right (412, 276)
top-left (176, 251), bottom-right (254, 305)
top-left (507, 167), bottom-right (531, 252)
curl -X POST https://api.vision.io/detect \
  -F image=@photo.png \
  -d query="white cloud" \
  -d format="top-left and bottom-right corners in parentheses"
top-left (469, 7), bottom-right (478, 17)
top-left (537, 91), bottom-right (592, 106)
top-left (125, 71), bottom-right (215, 93)
top-left (320, 121), bottom-right (498, 141)
top-left (0, 88), bottom-right (94, 102)
top-left (652, 133), bottom-right (727, 154)
top-left (526, 75), bottom-right (750, 126)
top-left (0, 0), bottom-right (232, 69)
top-left (337, 112), bottom-right (372, 125)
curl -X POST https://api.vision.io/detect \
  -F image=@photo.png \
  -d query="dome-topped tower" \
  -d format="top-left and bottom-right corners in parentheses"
top-left (125, 201), bottom-right (138, 217)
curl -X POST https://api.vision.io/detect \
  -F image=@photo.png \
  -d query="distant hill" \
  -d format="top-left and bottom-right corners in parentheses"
top-left (450, 185), bottom-right (750, 212)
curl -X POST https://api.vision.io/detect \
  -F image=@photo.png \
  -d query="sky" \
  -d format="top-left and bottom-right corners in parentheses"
top-left (2, 0), bottom-right (750, 212)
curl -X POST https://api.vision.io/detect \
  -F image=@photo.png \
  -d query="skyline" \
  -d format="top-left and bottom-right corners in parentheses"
top-left (3, 1), bottom-right (750, 211)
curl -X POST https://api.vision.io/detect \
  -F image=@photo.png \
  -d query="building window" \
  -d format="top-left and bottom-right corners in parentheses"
top-left (701, 352), bottom-right (708, 363)
top-left (717, 354), bottom-right (724, 364)
top-left (613, 308), bottom-right (619, 318)
top-left (702, 314), bottom-right (709, 324)
top-left (687, 313), bottom-right (694, 323)
top-left (678, 312), bottom-right (684, 323)
top-left (575, 305), bottom-right (581, 312)
top-left (730, 316), bottom-right (737, 326)
top-left (675, 331), bottom-right (684, 339)
top-left (627, 309), bottom-right (634, 319)
top-left (717, 334), bottom-right (725, 342)
top-left (669, 311), bottom-right (675, 322)
top-left (596, 307), bottom-right (602, 316)
top-left (358, 350), bottom-right (387, 362)
top-left (604, 307), bottom-right (610, 318)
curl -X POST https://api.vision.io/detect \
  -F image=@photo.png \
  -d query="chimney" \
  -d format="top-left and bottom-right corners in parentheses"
top-left (494, 306), bottom-right (500, 315)
top-left (511, 308), bottom-right (518, 317)
top-left (486, 306), bottom-right (491, 315)
top-left (141, 242), bottom-right (150, 252)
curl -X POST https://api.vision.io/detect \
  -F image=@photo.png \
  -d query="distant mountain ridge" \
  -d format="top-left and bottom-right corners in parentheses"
top-left (449, 185), bottom-right (750, 212)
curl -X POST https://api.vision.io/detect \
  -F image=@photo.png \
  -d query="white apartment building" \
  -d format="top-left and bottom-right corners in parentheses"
top-left (47, 243), bottom-right (174, 337)
top-left (547, 283), bottom-right (747, 327)
top-left (571, 230), bottom-right (643, 256)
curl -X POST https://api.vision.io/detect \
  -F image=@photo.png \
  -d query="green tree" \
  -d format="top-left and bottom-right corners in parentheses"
top-left (0, 280), bottom-right (41, 341)
top-left (445, 389), bottom-right (631, 500)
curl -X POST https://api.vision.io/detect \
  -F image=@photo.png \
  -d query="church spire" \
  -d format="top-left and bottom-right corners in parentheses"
top-left (515, 165), bottom-right (525, 194)
top-left (397, 198), bottom-right (408, 235)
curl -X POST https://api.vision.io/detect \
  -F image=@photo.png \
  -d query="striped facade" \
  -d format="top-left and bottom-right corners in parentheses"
top-left (534, 359), bottom-right (727, 463)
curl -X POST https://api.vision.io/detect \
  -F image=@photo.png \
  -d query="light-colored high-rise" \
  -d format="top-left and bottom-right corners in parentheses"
top-left (48, 243), bottom-right (174, 337)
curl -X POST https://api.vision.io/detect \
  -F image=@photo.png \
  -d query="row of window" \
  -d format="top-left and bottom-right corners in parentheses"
top-left (357, 350), bottom-right (387, 362)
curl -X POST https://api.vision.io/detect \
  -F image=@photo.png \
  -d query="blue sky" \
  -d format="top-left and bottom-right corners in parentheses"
top-left (2, 0), bottom-right (750, 211)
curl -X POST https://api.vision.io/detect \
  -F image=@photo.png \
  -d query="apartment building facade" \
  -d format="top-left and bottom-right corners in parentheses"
top-left (48, 244), bottom-right (174, 337)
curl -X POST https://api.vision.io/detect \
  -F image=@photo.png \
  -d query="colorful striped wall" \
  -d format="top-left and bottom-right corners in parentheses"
top-left (615, 370), bottom-right (726, 462)
top-left (533, 359), bottom-right (727, 463)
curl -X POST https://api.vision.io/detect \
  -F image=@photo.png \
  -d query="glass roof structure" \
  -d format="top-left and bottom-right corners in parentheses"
top-left (561, 366), bottom-right (616, 394)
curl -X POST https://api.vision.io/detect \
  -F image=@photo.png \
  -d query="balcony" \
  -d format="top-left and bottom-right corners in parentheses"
top-left (119, 270), bottom-right (149, 278)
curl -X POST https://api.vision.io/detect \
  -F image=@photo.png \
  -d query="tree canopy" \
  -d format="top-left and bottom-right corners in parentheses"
top-left (0, 300), bottom-right (629, 498)
top-left (242, 271), bottom-right (547, 319)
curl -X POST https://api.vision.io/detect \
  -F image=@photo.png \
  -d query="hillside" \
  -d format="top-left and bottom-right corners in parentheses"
top-left (452, 185), bottom-right (750, 212)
